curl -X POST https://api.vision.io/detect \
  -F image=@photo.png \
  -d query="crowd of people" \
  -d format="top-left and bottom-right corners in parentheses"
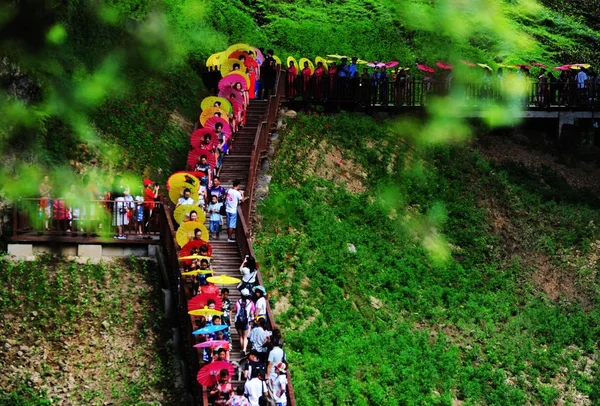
top-left (167, 43), bottom-right (289, 406)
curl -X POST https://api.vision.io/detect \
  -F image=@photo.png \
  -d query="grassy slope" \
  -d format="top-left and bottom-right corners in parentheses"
top-left (255, 113), bottom-right (600, 405)
top-left (0, 257), bottom-right (181, 404)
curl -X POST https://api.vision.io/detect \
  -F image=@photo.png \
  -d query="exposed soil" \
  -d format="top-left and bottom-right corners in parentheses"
top-left (306, 140), bottom-right (367, 193)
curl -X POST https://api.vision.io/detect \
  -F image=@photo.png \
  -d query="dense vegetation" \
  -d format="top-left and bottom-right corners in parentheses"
top-left (0, 256), bottom-right (181, 404)
top-left (255, 113), bottom-right (600, 405)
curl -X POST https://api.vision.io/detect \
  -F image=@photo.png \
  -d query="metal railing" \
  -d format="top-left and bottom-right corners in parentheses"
top-left (13, 197), bottom-right (162, 238)
top-left (283, 75), bottom-right (600, 110)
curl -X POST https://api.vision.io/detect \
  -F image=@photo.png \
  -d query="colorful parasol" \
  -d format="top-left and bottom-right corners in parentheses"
top-left (188, 307), bottom-right (224, 317)
top-left (315, 56), bottom-right (329, 70)
top-left (229, 50), bottom-right (251, 65)
top-left (193, 340), bottom-right (230, 350)
top-left (174, 204), bottom-right (205, 225)
top-left (181, 269), bottom-right (214, 276)
top-left (188, 293), bottom-right (222, 311)
top-left (436, 62), bottom-right (453, 70)
top-left (253, 47), bottom-right (264, 65)
top-left (187, 148), bottom-right (217, 171)
top-left (273, 55), bottom-right (282, 65)
top-left (225, 43), bottom-right (253, 57)
top-left (286, 56), bottom-right (298, 69)
top-left (206, 52), bottom-right (225, 68)
top-left (459, 60), bottom-right (477, 67)
top-left (416, 64), bottom-right (435, 73)
top-left (327, 54), bottom-right (347, 59)
top-left (385, 61), bottom-right (399, 68)
top-left (193, 324), bottom-right (228, 335)
top-left (201, 283), bottom-right (220, 295)
top-left (220, 58), bottom-right (247, 78)
top-left (220, 71), bottom-right (250, 90)
top-left (206, 275), bottom-right (241, 285)
top-left (179, 240), bottom-right (213, 266)
top-left (477, 63), bottom-right (492, 70)
top-left (571, 63), bottom-right (591, 69)
top-left (201, 97), bottom-right (232, 114)
top-left (204, 117), bottom-right (232, 135)
top-left (190, 128), bottom-right (219, 150)
top-left (178, 254), bottom-right (212, 261)
top-left (356, 59), bottom-right (369, 65)
top-left (299, 58), bottom-right (315, 74)
top-left (176, 221), bottom-right (209, 247)
top-left (167, 173), bottom-right (199, 205)
top-left (200, 107), bottom-right (228, 127)
top-left (197, 361), bottom-right (235, 386)
top-left (497, 63), bottom-right (517, 69)
top-left (552, 65), bottom-right (571, 71)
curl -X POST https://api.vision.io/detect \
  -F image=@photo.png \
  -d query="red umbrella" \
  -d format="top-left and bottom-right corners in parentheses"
top-left (385, 61), bottom-right (399, 68)
top-left (459, 60), bottom-right (477, 67)
top-left (201, 283), bottom-right (220, 295)
top-left (197, 361), bottom-right (235, 387)
top-left (228, 51), bottom-right (251, 63)
top-left (436, 62), bottom-right (453, 70)
top-left (531, 62), bottom-right (546, 67)
top-left (188, 293), bottom-right (223, 311)
top-left (188, 148), bottom-right (217, 170)
top-left (190, 128), bottom-right (219, 150)
top-left (416, 64), bottom-right (435, 73)
top-left (193, 340), bottom-right (231, 350)
top-left (204, 117), bottom-right (232, 136)
top-left (180, 240), bottom-right (213, 266)
top-left (219, 73), bottom-right (248, 92)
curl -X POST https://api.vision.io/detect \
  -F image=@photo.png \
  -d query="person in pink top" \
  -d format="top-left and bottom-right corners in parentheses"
top-left (234, 288), bottom-right (255, 355)
top-left (286, 60), bottom-right (297, 98)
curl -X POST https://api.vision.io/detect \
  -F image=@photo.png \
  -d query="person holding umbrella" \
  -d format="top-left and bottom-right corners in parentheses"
top-left (208, 368), bottom-right (233, 406)
top-left (142, 178), bottom-right (159, 239)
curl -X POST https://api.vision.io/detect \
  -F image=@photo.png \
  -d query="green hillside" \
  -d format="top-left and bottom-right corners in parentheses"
top-left (256, 112), bottom-right (600, 405)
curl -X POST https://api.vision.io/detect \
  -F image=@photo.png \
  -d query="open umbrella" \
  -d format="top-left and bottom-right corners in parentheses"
top-left (201, 97), bottom-right (232, 114)
top-left (204, 116), bottom-right (232, 135)
top-left (181, 269), bottom-right (214, 277)
top-left (188, 293), bottom-right (222, 311)
top-left (417, 64), bottom-right (435, 73)
top-left (207, 275), bottom-right (241, 285)
top-left (273, 55), bottom-right (282, 65)
top-left (225, 43), bottom-right (253, 57)
top-left (315, 56), bottom-right (329, 70)
top-left (552, 65), bottom-right (571, 71)
top-left (459, 60), bottom-right (477, 67)
top-left (190, 128), bottom-right (219, 151)
top-left (219, 73), bottom-right (249, 92)
top-left (174, 204), bottom-right (205, 225)
top-left (477, 63), bottom-right (492, 70)
top-left (228, 50), bottom-right (251, 63)
top-left (220, 58), bottom-right (247, 78)
top-left (180, 239), bottom-right (213, 258)
top-left (385, 61), bottom-right (399, 68)
top-left (187, 148), bottom-right (217, 171)
top-left (531, 62), bottom-right (547, 67)
top-left (356, 59), bottom-right (369, 65)
top-left (253, 47), bottom-right (264, 65)
top-left (200, 107), bottom-right (228, 127)
top-left (176, 221), bottom-right (209, 247)
top-left (189, 307), bottom-right (224, 317)
top-left (179, 254), bottom-right (211, 261)
top-left (436, 62), bottom-right (453, 70)
top-left (206, 52), bottom-right (225, 68)
top-left (571, 63), bottom-right (591, 69)
top-left (193, 324), bottom-right (228, 335)
top-left (497, 63), bottom-right (517, 69)
top-left (167, 173), bottom-right (200, 205)
top-left (327, 54), bottom-right (347, 59)
top-left (299, 58), bottom-right (315, 74)
top-left (193, 340), bottom-right (230, 350)
top-left (286, 56), bottom-right (298, 69)
top-left (201, 283), bottom-right (220, 295)
top-left (197, 361), bottom-right (235, 386)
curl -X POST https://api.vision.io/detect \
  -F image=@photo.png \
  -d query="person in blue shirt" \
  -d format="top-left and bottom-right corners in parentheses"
top-left (348, 57), bottom-right (358, 78)
top-left (338, 58), bottom-right (349, 77)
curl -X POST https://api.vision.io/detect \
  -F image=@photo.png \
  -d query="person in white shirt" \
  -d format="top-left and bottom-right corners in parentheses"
top-left (267, 333), bottom-right (284, 382)
top-left (176, 188), bottom-right (195, 207)
top-left (271, 362), bottom-right (288, 406)
top-left (225, 180), bottom-right (245, 242)
top-left (253, 285), bottom-right (267, 321)
top-left (244, 370), bottom-right (267, 406)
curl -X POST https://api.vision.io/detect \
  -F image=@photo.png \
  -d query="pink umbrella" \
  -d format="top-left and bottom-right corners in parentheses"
top-left (460, 60), bottom-right (477, 67)
top-left (204, 117), bottom-right (232, 135)
top-left (552, 65), bottom-right (570, 71)
top-left (367, 61), bottom-right (385, 68)
top-left (416, 64), bottom-right (435, 73)
top-left (385, 61), bottom-right (399, 68)
top-left (218, 75), bottom-right (248, 92)
top-left (253, 47), bottom-right (264, 65)
top-left (193, 340), bottom-right (231, 350)
top-left (436, 62), bottom-right (453, 70)
top-left (217, 89), bottom-right (244, 109)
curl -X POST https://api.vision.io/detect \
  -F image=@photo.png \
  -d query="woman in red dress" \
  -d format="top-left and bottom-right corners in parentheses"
top-left (287, 60), bottom-right (297, 98)
top-left (314, 61), bottom-right (326, 99)
top-left (245, 51), bottom-right (259, 99)
top-left (301, 61), bottom-right (312, 95)
top-left (328, 61), bottom-right (338, 97)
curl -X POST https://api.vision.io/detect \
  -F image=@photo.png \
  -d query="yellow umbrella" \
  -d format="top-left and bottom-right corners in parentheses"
top-left (174, 204), bottom-right (205, 225)
top-left (327, 54), bottom-right (347, 59)
top-left (299, 58), bottom-right (315, 74)
top-left (176, 221), bottom-right (209, 247)
top-left (167, 173), bottom-right (200, 205)
top-left (206, 52), bottom-right (225, 68)
top-left (273, 55), bottom-right (282, 65)
top-left (200, 107), bottom-right (228, 126)
top-left (477, 63), bottom-right (492, 70)
top-left (220, 58), bottom-right (247, 77)
top-left (178, 254), bottom-right (212, 261)
top-left (356, 59), bottom-right (369, 65)
top-left (224, 71), bottom-right (251, 89)
top-left (181, 269), bottom-right (214, 276)
top-left (207, 275), bottom-right (241, 285)
top-left (315, 56), bottom-right (329, 70)
top-left (188, 307), bottom-right (224, 317)
top-left (201, 97), bottom-right (232, 114)
top-left (225, 43), bottom-right (253, 57)
top-left (286, 56), bottom-right (298, 69)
